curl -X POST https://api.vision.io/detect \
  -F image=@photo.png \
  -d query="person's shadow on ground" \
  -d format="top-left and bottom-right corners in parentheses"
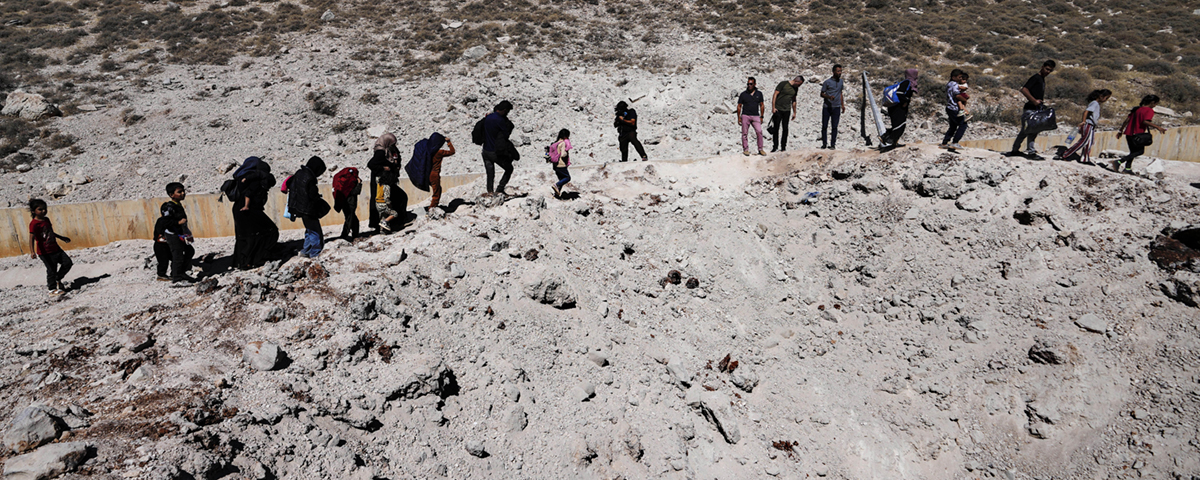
top-left (443, 198), bottom-right (474, 214)
top-left (68, 274), bottom-right (110, 290)
top-left (556, 192), bottom-right (581, 200)
top-left (1191, 183), bottom-right (1200, 190)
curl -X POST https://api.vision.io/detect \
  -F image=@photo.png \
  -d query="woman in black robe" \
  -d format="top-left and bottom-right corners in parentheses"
top-left (231, 157), bottom-right (279, 269)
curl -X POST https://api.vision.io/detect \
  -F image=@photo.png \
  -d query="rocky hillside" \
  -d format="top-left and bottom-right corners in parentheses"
top-left (1, 146), bottom-right (1199, 479)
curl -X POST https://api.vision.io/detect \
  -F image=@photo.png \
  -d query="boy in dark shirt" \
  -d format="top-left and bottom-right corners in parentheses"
top-left (28, 198), bottom-right (72, 296)
top-left (614, 101), bottom-right (648, 162)
top-left (156, 182), bottom-right (196, 285)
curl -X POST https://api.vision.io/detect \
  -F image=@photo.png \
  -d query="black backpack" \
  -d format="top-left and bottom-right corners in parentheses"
top-left (219, 178), bottom-right (238, 202)
top-left (472, 117), bottom-right (486, 145)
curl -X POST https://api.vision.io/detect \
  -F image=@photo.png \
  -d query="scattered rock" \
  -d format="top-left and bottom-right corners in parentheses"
top-left (1028, 338), bottom-right (1069, 365)
top-left (462, 46), bottom-right (488, 60)
top-left (507, 405), bottom-right (528, 432)
top-left (685, 277), bottom-right (700, 289)
top-left (571, 382), bottom-right (596, 402)
top-left (687, 389), bottom-right (741, 444)
top-left (730, 367), bottom-right (759, 393)
top-left (243, 341), bottom-right (284, 371)
top-left (2, 91), bottom-right (62, 121)
top-left (1, 441), bottom-right (90, 480)
top-left (195, 277), bottom-right (219, 294)
top-left (3, 406), bottom-right (64, 454)
top-left (1074, 314), bottom-right (1107, 334)
top-left (319, 9), bottom-right (335, 21)
top-left (587, 351), bottom-right (609, 367)
top-left (524, 271), bottom-right (576, 309)
top-left (116, 331), bottom-right (154, 353)
top-left (465, 439), bottom-right (487, 458)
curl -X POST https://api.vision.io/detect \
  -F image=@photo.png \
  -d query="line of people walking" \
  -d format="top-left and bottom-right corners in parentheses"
top-left (25, 62), bottom-right (1176, 294)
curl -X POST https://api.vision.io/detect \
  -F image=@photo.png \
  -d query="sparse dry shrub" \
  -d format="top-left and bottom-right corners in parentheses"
top-left (1134, 60), bottom-right (1175, 76)
top-left (1088, 66), bottom-right (1119, 81)
top-left (1154, 76), bottom-right (1200, 105)
top-left (1047, 69), bottom-right (1092, 104)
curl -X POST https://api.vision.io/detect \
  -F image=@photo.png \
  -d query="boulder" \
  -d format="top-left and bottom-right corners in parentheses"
top-left (524, 271), bottom-right (577, 309)
top-left (2, 91), bottom-right (62, 121)
top-left (507, 405), bottom-right (528, 432)
top-left (243, 341), bottom-right (284, 371)
top-left (687, 389), bottom-right (741, 444)
top-left (2, 407), bottom-right (64, 454)
top-left (462, 46), bottom-right (488, 60)
top-left (372, 354), bottom-right (455, 400)
top-left (2, 441), bottom-right (90, 480)
top-left (1074, 314), bottom-right (1107, 334)
top-left (1028, 338), bottom-right (1070, 364)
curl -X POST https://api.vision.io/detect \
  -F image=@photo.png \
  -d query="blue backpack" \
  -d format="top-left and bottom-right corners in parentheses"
top-left (881, 81), bottom-right (905, 107)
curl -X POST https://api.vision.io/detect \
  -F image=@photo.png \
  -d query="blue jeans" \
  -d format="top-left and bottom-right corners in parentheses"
top-left (300, 216), bottom-right (323, 258)
top-left (554, 166), bottom-right (570, 189)
top-left (821, 105), bottom-right (841, 148)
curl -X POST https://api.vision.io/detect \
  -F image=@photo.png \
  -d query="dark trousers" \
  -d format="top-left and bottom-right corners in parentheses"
top-left (154, 241), bottom-right (172, 277)
top-left (39, 251), bottom-right (72, 290)
top-left (341, 199), bottom-right (359, 239)
top-left (1011, 108), bottom-right (1039, 152)
top-left (943, 108), bottom-right (967, 144)
top-left (882, 105), bottom-right (908, 145)
top-left (162, 234), bottom-right (194, 280)
top-left (482, 150), bottom-right (513, 193)
top-left (368, 177), bottom-right (379, 230)
top-left (554, 166), bottom-right (571, 189)
top-left (770, 111), bottom-right (791, 151)
top-left (821, 105), bottom-right (841, 148)
top-left (1117, 136), bottom-right (1146, 170)
top-left (618, 131), bottom-right (647, 162)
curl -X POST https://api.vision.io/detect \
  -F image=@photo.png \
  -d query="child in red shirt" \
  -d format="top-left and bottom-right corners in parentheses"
top-left (28, 198), bottom-right (73, 296)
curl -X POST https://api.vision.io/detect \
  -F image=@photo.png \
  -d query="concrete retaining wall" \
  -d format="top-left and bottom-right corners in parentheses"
top-left (0, 174), bottom-right (481, 258)
top-left (960, 125), bottom-right (1200, 162)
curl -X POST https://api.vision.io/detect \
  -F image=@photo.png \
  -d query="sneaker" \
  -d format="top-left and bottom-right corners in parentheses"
top-left (879, 142), bottom-right (893, 149)
top-left (1052, 155), bottom-right (1064, 161)
top-left (758, 150), bottom-right (767, 156)
top-left (551, 185), bottom-right (561, 198)
top-left (1002, 150), bottom-right (1024, 157)
top-left (641, 157), bottom-right (648, 162)
top-left (770, 147), bottom-right (778, 153)
top-left (950, 143), bottom-right (964, 150)
top-left (1121, 168), bottom-right (1135, 175)
top-left (743, 150), bottom-right (750, 156)
top-left (380, 223), bottom-right (393, 233)
top-left (938, 143), bottom-right (950, 149)
top-left (170, 278), bottom-right (195, 288)
top-left (156, 275), bottom-right (170, 282)
top-left (49, 289), bottom-right (63, 297)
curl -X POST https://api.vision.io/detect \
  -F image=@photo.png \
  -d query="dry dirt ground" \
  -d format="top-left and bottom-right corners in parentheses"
top-left (1, 145), bottom-right (1200, 479)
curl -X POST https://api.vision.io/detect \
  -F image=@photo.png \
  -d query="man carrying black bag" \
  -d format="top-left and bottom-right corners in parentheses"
top-left (1006, 60), bottom-right (1056, 160)
top-left (479, 101), bottom-right (517, 196)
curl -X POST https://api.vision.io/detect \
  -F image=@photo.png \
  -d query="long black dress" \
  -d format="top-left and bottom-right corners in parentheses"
top-left (232, 165), bottom-right (279, 269)
top-left (367, 148), bottom-right (401, 231)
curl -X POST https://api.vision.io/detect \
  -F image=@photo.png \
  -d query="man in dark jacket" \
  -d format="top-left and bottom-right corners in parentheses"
top-left (481, 100), bottom-right (516, 195)
top-left (287, 156), bottom-right (328, 258)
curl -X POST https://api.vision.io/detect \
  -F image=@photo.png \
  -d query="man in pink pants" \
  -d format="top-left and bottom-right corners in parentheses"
top-left (737, 77), bottom-right (766, 156)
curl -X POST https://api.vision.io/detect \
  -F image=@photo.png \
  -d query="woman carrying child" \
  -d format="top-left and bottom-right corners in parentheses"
top-left (549, 129), bottom-right (572, 198)
top-left (1054, 89), bottom-right (1111, 164)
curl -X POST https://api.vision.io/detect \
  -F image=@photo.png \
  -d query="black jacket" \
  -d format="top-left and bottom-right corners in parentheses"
top-left (287, 157), bottom-right (327, 218)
